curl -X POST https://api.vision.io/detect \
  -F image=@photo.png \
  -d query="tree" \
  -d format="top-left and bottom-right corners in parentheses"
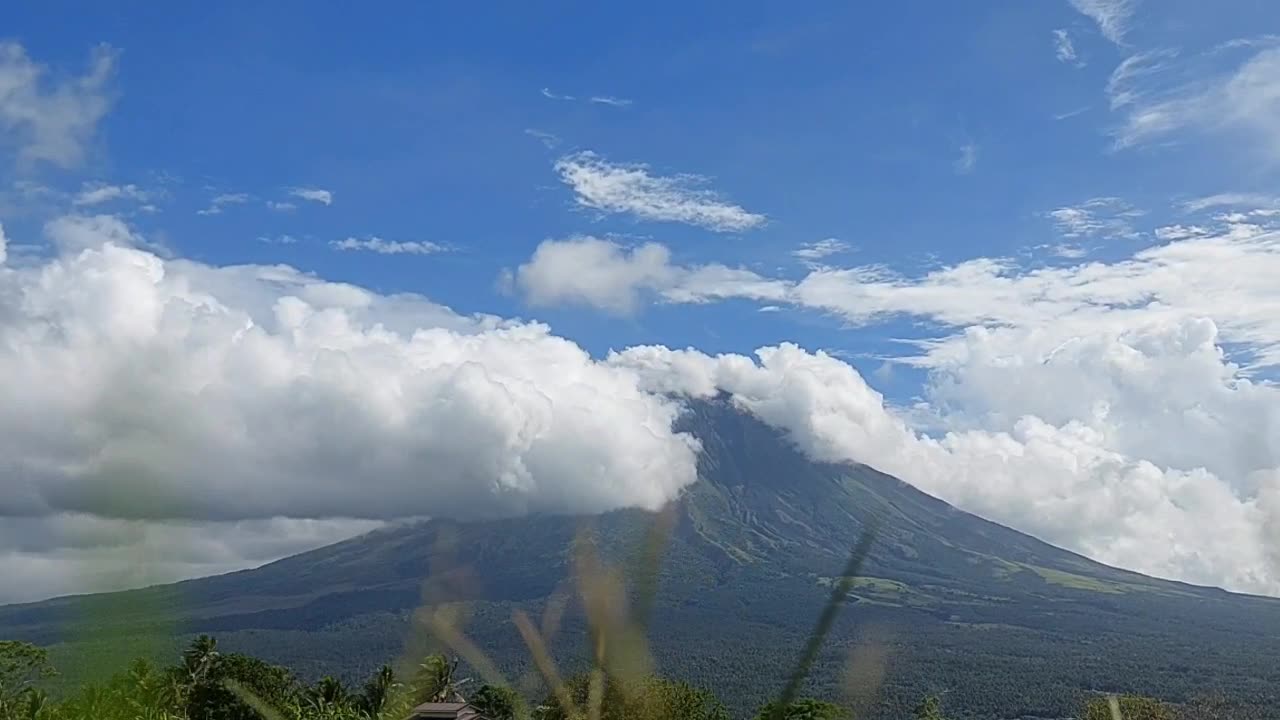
top-left (754, 698), bottom-right (850, 720)
top-left (536, 674), bottom-right (728, 720)
top-left (914, 695), bottom-right (946, 720)
top-left (181, 635), bottom-right (221, 685)
top-left (1081, 695), bottom-right (1176, 720)
top-left (412, 654), bottom-right (465, 704)
top-left (1179, 692), bottom-right (1269, 720)
top-left (179, 637), bottom-right (299, 720)
top-left (359, 665), bottom-right (398, 717)
top-left (471, 684), bottom-right (520, 720)
top-left (312, 676), bottom-right (349, 706)
top-left (9, 687), bottom-right (52, 720)
top-left (634, 678), bottom-right (729, 720)
top-left (0, 641), bottom-right (56, 706)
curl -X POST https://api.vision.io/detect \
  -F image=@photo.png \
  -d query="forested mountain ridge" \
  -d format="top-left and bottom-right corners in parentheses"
top-left (3, 397), bottom-right (1279, 718)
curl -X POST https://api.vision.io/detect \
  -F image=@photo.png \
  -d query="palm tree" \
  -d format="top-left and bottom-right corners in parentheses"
top-left (314, 676), bottom-right (349, 706)
top-left (182, 635), bottom-right (221, 685)
top-left (18, 688), bottom-right (49, 720)
top-left (359, 665), bottom-right (397, 716)
top-left (412, 655), bottom-right (470, 704)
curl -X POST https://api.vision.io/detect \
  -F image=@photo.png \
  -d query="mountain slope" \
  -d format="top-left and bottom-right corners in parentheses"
top-left (4, 397), bottom-right (1280, 718)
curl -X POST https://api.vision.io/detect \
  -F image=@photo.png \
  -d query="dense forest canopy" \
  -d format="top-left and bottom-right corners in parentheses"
top-left (3, 636), bottom-right (1235, 720)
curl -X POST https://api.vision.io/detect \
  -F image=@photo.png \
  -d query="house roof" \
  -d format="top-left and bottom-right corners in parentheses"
top-left (405, 701), bottom-right (488, 719)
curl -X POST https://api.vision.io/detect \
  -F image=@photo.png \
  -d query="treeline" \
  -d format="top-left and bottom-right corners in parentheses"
top-left (0, 636), bottom-right (857, 720)
top-left (0, 637), bottom-right (1263, 720)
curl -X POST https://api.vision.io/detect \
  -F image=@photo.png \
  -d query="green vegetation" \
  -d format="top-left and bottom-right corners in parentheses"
top-left (753, 698), bottom-right (848, 720)
top-left (0, 639), bottom-right (1227, 720)
top-left (1020, 565), bottom-right (1128, 594)
top-left (912, 696), bottom-right (944, 720)
top-left (0, 640), bottom-right (55, 707)
top-left (1080, 695), bottom-right (1175, 720)
top-left (0, 636), bottom-right (865, 720)
top-left (533, 673), bottom-right (729, 720)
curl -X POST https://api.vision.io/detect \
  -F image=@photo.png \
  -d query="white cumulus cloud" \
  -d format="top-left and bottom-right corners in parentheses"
top-left (0, 515), bottom-right (382, 603)
top-left (514, 236), bottom-right (787, 314)
top-left (0, 217), bottom-right (702, 601)
top-left (611, 338), bottom-right (1280, 594)
top-left (1069, 0), bottom-right (1140, 45)
top-left (517, 213), bottom-right (1280, 595)
top-left (0, 42), bottom-right (116, 168)
top-left (290, 187), bottom-right (333, 206)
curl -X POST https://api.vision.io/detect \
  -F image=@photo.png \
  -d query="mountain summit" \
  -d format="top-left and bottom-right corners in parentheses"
top-left (3, 398), bottom-right (1280, 717)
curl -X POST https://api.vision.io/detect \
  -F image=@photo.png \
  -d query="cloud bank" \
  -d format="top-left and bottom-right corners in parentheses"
top-left (518, 216), bottom-right (1280, 595)
top-left (4, 211), bottom-right (1280, 601)
top-left (0, 218), bottom-right (700, 601)
top-left (612, 338), bottom-right (1280, 595)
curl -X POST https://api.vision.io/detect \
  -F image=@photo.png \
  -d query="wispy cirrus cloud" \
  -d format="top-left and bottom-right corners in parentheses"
top-left (330, 236), bottom-right (447, 255)
top-left (1154, 224), bottom-right (1209, 241)
top-left (1053, 29), bottom-right (1083, 66)
top-left (541, 88), bottom-right (634, 108)
top-left (555, 151), bottom-right (766, 232)
top-left (1183, 192), bottom-right (1280, 213)
top-left (792, 238), bottom-right (850, 262)
top-left (196, 192), bottom-right (251, 216)
top-left (541, 87), bottom-right (575, 101)
top-left (589, 95), bottom-right (633, 107)
top-left (524, 128), bottom-right (561, 148)
top-left (73, 182), bottom-right (151, 207)
top-left (1107, 42), bottom-right (1280, 156)
top-left (258, 234), bottom-right (300, 245)
top-left (1046, 197), bottom-right (1143, 239)
top-left (1069, 0), bottom-right (1140, 45)
top-left (1050, 243), bottom-right (1090, 259)
top-left (1054, 106), bottom-right (1090, 121)
top-left (954, 142), bottom-right (978, 174)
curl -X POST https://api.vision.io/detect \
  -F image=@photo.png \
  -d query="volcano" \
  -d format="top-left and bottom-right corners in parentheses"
top-left (4, 397), bottom-right (1280, 718)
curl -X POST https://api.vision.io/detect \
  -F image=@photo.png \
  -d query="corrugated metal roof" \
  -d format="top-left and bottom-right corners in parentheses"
top-left (405, 701), bottom-right (487, 719)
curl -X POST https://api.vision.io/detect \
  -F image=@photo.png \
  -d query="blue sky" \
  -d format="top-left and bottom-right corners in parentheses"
top-left (2, 1), bottom-right (1280, 601)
